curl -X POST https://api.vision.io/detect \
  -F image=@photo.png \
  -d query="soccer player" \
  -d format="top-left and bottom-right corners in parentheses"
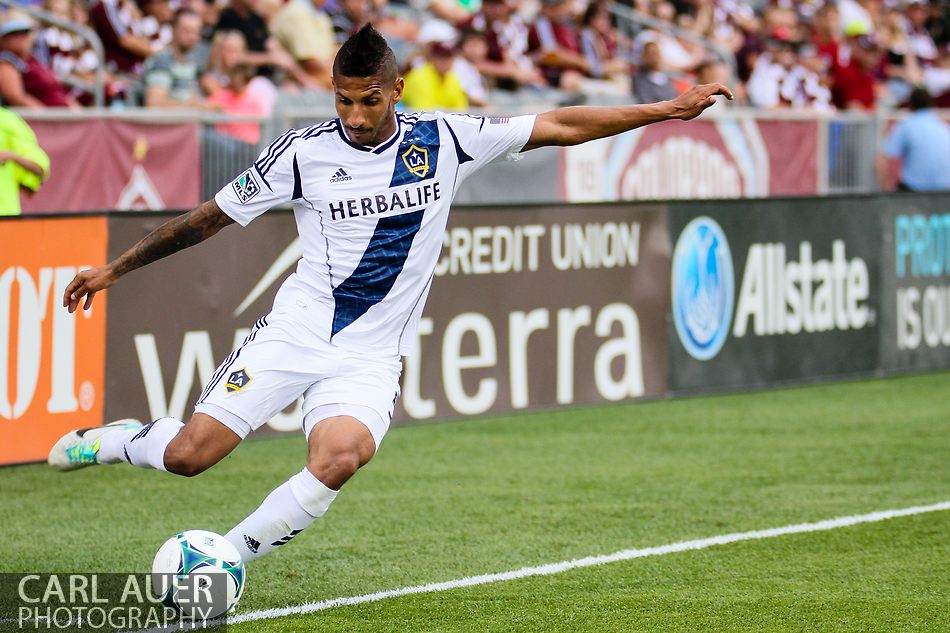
top-left (48, 24), bottom-right (731, 563)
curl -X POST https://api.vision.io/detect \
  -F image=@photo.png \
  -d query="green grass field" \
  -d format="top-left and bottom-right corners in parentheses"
top-left (3, 371), bottom-right (950, 632)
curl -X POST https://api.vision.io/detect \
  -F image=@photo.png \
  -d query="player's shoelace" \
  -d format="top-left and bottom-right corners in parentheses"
top-left (65, 439), bottom-right (101, 464)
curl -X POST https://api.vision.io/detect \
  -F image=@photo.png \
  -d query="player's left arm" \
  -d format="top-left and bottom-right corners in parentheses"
top-left (521, 83), bottom-right (733, 152)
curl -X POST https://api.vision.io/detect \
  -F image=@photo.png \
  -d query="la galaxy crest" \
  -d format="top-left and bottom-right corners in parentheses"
top-left (226, 368), bottom-right (252, 393)
top-left (401, 144), bottom-right (429, 178)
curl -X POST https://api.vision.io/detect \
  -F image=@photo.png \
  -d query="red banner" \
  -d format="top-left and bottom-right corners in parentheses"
top-left (562, 118), bottom-right (819, 201)
top-left (21, 119), bottom-right (200, 213)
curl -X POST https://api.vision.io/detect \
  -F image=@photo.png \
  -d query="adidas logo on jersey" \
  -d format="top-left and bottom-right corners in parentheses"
top-left (330, 168), bottom-right (353, 183)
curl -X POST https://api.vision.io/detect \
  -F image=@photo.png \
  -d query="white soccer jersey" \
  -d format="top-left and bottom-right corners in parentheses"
top-left (215, 111), bottom-right (536, 356)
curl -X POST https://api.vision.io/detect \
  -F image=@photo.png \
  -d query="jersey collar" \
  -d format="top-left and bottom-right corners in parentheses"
top-left (336, 116), bottom-right (402, 155)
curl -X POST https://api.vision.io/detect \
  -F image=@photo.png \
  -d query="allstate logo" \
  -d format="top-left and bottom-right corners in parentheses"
top-left (671, 217), bottom-right (734, 360)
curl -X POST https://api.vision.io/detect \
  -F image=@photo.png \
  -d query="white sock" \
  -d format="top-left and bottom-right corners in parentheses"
top-left (98, 417), bottom-right (183, 471)
top-left (225, 468), bottom-right (338, 563)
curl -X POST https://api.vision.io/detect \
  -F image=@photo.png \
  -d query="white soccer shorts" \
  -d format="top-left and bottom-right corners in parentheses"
top-left (193, 302), bottom-right (402, 450)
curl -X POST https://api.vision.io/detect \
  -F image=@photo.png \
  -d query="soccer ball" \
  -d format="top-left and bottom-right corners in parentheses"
top-left (151, 530), bottom-right (246, 620)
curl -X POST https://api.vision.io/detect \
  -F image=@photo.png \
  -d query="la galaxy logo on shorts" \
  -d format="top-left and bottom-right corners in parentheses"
top-left (226, 368), bottom-right (252, 393)
top-left (401, 144), bottom-right (429, 178)
top-left (232, 170), bottom-right (260, 203)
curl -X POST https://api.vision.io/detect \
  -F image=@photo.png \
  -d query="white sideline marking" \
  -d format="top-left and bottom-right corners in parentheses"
top-left (229, 500), bottom-right (950, 625)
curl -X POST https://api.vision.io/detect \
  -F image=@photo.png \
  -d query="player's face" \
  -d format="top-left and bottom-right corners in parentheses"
top-left (333, 73), bottom-right (404, 147)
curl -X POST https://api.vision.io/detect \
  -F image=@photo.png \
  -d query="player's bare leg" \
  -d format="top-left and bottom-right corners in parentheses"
top-left (224, 415), bottom-right (376, 562)
top-left (304, 415), bottom-right (377, 488)
top-left (161, 414), bottom-right (244, 476)
top-left (48, 413), bottom-right (241, 475)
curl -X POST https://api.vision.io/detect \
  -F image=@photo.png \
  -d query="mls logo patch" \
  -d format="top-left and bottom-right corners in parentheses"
top-left (401, 144), bottom-right (429, 178)
top-left (232, 170), bottom-right (260, 203)
top-left (226, 368), bottom-right (252, 393)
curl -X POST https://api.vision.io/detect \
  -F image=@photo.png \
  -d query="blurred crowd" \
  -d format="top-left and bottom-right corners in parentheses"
top-left (0, 0), bottom-right (949, 119)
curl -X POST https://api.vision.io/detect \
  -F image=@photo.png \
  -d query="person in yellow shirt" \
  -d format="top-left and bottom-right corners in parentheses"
top-left (402, 41), bottom-right (468, 111)
top-left (0, 107), bottom-right (49, 216)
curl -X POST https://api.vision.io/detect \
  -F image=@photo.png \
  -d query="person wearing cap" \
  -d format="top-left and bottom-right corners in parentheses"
top-left (877, 86), bottom-right (950, 192)
top-left (838, 0), bottom-right (875, 40)
top-left (402, 38), bottom-right (468, 110)
top-left (0, 15), bottom-right (74, 107)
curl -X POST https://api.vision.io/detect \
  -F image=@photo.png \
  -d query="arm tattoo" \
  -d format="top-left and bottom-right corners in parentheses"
top-left (110, 200), bottom-right (235, 277)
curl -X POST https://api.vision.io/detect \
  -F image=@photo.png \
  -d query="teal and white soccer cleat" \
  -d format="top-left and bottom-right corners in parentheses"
top-left (47, 419), bottom-right (142, 471)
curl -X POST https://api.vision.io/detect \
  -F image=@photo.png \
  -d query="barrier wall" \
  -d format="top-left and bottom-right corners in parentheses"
top-left (23, 120), bottom-right (201, 213)
top-left (2, 194), bottom-right (949, 464)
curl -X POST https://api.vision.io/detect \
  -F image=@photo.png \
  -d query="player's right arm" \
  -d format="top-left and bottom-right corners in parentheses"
top-left (522, 83), bottom-right (733, 151)
top-left (62, 199), bottom-right (234, 313)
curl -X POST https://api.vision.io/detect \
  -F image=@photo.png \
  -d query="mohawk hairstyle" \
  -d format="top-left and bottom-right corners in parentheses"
top-left (332, 24), bottom-right (398, 83)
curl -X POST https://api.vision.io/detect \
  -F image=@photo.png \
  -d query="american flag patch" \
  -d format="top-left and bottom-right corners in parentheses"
top-left (489, 117), bottom-right (510, 124)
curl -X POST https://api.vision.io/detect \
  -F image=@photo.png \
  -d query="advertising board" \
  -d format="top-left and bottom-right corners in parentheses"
top-left (667, 198), bottom-right (882, 392)
top-left (0, 217), bottom-right (107, 464)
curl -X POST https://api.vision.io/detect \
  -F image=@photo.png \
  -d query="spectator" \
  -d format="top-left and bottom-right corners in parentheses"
top-left (179, 0), bottom-right (223, 40)
top-left (880, 5), bottom-right (921, 106)
top-left (268, 0), bottom-right (336, 89)
top-left (927, 0), bottom-right (950, 47)
top-left (143, 8), bottom-right (210, 107)
top-left (877, 86), bottom-right (950, 191)
top-left (747, 35), bottom-right (829, 109)
top-left (37, 0), bottom-right (100, 99)
top-left (906, 0), bottom-right (939, 65)
top-left (695, 57), bottom-right (741, 102)
top-left (797, 43), bottom-right (834, 111)
top-left (528, 0), bottom-right (590, 91)
top-left (89, 0), bottom-right (154, 77)
top-left (0, 15), bottom-right (74, 107)
top-left (329, 0), bottom-right (418, 60)
top-left (453, 28), bottom-right (490, 107)
top-left (207, 63), bottom-right (271, 144)
top-left (215, 0), bottom-right (298, 82)
top-left (402, 40), bottom-right (468, 110)
top-left (811, 3), bottom-right (843, 71)
top-left (838, 0), bottom-right (876, 39)
top-left (633, 3), bottom-right (704, 73)
top-left (202, 29), bottom-right (278, 107)
top-left (329, 0), bottom-right (368, 43)
top-left (632, 40), bottom-right (677, 102)
top-left (138, 0), bottom-right (174, 53)
top-left (0, 106), bottom-right (49, 215)
top-left (924, 44), bottom-right (950, 105)
top-left (707, 0), bottom-right (758, 55)
top-left (832, 33), bottom-right (882, 110)
top-left (580, 1), bottom-right (629, 85)
top-left (457, 0), bottom-right (543, 90)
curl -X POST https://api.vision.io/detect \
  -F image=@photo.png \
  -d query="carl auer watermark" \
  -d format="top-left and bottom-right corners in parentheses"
top-left (0, 573), bottom-right (229, 632)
